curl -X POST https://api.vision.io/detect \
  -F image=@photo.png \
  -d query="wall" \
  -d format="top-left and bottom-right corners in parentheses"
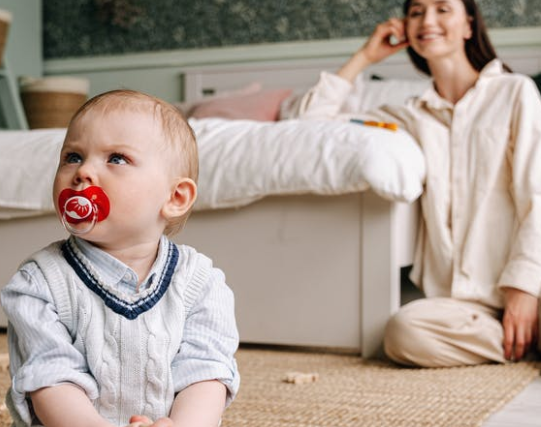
top-left (44, 0), bottom-right (541, 59)
top-left (0, 0), bottom-right (42, 78)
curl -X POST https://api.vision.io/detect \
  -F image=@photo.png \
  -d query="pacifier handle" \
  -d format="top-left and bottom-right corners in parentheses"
top-left (58, 186), bottom-right (110, 236)
top-left (61, 203), bottom-right (98, 235)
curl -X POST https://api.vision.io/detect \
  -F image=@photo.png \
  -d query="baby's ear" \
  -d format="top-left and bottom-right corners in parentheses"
top-left (161, 177), bottom-right (197, 220)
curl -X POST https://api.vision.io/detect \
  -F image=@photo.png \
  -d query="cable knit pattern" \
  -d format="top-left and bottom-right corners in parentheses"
top-left (143, 315), bottom-right (170, 417)
top-left (3, 236), bottom-right (240, 426)
top-left (100, 314), bottom-right (120, 419)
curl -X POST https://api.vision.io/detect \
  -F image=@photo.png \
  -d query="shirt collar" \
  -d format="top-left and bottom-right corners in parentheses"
top-left (72, 235), bottom-right (169, 292)
top-left (415, 59), bottom-right (504, 110)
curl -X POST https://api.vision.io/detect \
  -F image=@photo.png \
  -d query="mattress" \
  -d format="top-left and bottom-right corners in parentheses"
top-left (0, 118), bottom-right (425, 219)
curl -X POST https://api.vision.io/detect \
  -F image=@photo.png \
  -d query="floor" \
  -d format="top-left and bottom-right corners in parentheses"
top-left (0, 333), bottom-right (539, 425)
top-left (0, 333), bottom-right (538, 426)
top-left (1, 281), bottom-right (540, 427)
top-left (484, 377), bottom-right (541, 427)
top-left (401, 272), bottom-right (541, 427)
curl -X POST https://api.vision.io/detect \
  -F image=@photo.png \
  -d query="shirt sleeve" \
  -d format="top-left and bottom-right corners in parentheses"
top-left (498, 77), bottom-right (541, 297)
top-left (171, 266), bottom-right (240, 406)
top-left (289, 71), bottom-right (354, 119)
top-left (287, 71), bottom-right (418, 132)
top-left (0, 261), bottom-right (99, 425)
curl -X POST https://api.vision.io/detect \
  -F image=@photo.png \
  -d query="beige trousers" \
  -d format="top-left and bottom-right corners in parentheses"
top-left (383, 297), bottom-right (540, 367)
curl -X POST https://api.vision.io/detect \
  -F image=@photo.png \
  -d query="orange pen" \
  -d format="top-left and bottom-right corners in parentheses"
top-left (350, 119), bottom-right (399, 132)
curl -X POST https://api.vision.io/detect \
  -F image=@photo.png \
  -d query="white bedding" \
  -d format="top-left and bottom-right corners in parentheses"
top-left (0, 118), bottom-right (425, 220)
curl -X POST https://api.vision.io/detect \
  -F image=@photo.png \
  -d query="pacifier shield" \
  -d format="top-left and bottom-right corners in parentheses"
top-left (64, 196), bottom-right (93, 222)
top-left (59, 186), bottom-right (110, 224)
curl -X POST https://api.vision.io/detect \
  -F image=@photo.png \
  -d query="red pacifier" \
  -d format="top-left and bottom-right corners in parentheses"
top-left (58, 186), bottom-right (110, 235)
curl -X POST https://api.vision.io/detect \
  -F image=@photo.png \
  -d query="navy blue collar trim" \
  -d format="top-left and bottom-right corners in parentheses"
top-left (61, 238), bottom-right (179, 320)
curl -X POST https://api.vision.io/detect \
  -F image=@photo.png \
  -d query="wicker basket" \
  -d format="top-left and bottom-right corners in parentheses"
top-left (20, 77), bottom-right (90, 129)
top-left (0, 9), bottom-right (12, 66)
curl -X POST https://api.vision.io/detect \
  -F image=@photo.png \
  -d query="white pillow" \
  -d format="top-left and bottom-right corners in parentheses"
top-left (190, 118), bottom-right (425, 211)
top-left (279, 75), bottom-right (431, 120)
top-left (0, 129), bottom-right (64, 218)
top-left (345, 75), bottom-right (431, 112)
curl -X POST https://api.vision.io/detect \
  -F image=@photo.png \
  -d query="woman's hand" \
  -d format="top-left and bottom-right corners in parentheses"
top-left (502, 287), bottom-right (539, 360)
top-left (338, 18), bottom-right (409, 82)
top-left (362, 18), bottom-right (410, 64)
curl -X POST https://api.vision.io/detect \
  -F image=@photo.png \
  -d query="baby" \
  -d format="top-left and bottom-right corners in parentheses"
top-left (1, 90), bottom-right (240, 427)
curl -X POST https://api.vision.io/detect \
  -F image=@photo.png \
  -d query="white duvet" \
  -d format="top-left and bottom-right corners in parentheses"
top-left (0, 118), bottom-right (425, 220)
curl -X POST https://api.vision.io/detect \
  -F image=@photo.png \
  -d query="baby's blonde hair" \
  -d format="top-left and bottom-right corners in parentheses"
top-left (69, 89), bottom-right (198, 235)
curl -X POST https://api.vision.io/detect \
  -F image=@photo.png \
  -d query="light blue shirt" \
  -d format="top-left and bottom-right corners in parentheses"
top-left (1, 236), bottom-right (239, 425)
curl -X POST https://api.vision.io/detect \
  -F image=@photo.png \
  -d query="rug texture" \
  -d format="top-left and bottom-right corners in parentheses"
top-left (0, 348), bottom-right (538, 427)
top-left (222, 348), bottom-right (540, 427)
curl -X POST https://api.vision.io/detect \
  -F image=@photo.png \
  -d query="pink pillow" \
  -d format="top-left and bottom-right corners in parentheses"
top-left (176, 82), bottom-right (262, 116)
top-left (190, 88), bottom-right (293, 121)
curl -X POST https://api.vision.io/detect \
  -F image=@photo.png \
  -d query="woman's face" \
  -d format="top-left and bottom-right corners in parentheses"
top-left (405, 0), bottom-right (472, 63)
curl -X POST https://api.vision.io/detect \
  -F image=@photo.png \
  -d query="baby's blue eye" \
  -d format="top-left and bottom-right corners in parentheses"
top-left (65, 152), bottom-right (82, 164)
top-left (109, 153), bottom-right (128, 165)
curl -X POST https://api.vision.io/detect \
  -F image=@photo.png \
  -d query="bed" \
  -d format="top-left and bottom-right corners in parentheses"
top-left (1, 37), bottom-right (540, 358)
top-left (0, 110), bottom-right (425, 358)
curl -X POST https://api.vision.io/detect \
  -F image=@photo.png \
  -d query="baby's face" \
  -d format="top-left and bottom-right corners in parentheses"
top-left (53, 107), bottom-right (175, 247)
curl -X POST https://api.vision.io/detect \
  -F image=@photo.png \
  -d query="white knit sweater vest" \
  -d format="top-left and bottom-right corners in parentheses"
top-left (31, 238), bottom-right (212, 425)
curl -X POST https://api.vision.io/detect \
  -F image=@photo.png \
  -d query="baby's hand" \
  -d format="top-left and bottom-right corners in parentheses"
top-left (127, 415), bottom-right (175, 427)
top-left (127, 415), bottom-right (152, 427)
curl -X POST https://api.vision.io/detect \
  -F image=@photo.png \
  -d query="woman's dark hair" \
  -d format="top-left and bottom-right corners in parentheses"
top-left (402, 0), bottom-right (511, 75)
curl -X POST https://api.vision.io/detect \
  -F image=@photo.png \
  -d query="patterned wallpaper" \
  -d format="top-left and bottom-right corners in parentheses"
top-left (44, 0), bottom-right (541, 59)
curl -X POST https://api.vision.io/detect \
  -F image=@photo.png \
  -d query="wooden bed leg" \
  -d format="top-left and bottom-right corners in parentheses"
top-left (360, 191), bottom-right (401, 359)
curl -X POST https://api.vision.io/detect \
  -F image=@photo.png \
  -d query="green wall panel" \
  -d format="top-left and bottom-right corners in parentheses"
top-left (44, 0), bottom-right (541, 59)
top-left (0, 0), bottom-right (42, 77)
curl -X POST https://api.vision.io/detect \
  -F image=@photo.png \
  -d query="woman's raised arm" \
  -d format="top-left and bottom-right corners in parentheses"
top-left (338, 18), bottom-right (409, 83)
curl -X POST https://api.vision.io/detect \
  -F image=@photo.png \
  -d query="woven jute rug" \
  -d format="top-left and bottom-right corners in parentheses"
top-left (222, 348), bottom-right (541, 427)
top-left (0, 346), bottom-right (538, 427)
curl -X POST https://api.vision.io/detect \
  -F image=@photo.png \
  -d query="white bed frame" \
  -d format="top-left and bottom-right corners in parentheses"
top-left (2, 30), bottom-right (540, 358)
top-left (0, 193), bottom-right (418, 357)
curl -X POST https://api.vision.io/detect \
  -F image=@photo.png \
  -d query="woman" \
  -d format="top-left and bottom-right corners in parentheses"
top-left (294, 0), bottom-right (541, 367)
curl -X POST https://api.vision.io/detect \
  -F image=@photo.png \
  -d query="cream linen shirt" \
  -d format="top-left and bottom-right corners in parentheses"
top-left (296, 60), bottom-right (541, 309)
